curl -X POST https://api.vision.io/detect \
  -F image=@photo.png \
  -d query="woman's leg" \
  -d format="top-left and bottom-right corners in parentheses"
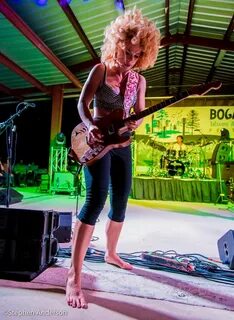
top-left (105, 146), bottom-right (133, 270)
top-left (66, 220), bottom-right (94, 308)
top-left (66, 155), bottom-right (111, 308)
top-left (105, 219), bottom-right (132, 270)
top-left (78, 154), bottom-right (111, 225)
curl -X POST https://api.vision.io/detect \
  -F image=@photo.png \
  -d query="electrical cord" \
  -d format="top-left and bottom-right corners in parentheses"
top-left (56, 247), bottom-right (234, 285)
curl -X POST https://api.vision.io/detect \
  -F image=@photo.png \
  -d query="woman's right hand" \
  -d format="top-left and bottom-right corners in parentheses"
top-left (87, 124), bottom-right (104, 145)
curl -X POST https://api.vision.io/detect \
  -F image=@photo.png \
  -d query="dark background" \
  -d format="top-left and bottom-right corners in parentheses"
top-left (0, 98), bottom-right (80, 170)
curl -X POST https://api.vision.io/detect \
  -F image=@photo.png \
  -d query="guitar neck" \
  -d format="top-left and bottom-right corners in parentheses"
top-left (125, 90), bottom-right (190, 122)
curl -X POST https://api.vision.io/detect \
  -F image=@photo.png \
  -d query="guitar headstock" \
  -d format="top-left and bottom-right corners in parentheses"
top-left (188, 81), bottom-right (222, 96)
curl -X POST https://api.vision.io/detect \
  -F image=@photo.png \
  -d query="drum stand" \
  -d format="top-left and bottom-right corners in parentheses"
top-left (215, 162), bottom-right (228, 204)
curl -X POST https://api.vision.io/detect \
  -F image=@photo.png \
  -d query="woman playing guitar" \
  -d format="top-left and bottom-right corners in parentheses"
top-left (66, 8), bottom-right (160, 309)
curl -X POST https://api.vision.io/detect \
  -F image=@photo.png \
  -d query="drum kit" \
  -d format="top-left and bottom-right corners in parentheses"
top-left (159, 144), bottom-right (213, 179)
top-left (165, 150), bottom-right (187, 177)
top-left (137, 135), bottom-right (216, 179)
top-left (161, 150), bottom-right (188, 177)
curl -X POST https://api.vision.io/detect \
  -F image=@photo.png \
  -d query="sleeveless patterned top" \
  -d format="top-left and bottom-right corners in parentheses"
top-left (94, 65), bottom-right (138, 112)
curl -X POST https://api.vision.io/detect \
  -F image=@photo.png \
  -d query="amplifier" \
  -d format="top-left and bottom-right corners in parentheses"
top-left (212, 162), bottom-right (234, 180)
top-left (51, 172), bottom-right (76, 194)
top-left (53, 211), bottom-right (72, 243)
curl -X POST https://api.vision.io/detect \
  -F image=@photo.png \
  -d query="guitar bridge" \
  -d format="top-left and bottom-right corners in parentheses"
top-left (81, 144), bottom-right (105, 162)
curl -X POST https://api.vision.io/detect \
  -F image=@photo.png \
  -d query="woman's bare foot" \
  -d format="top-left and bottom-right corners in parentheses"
top-left (66, 280), bottom-right (88, 309)
top-left (104, 253), bottom-right (133, 270)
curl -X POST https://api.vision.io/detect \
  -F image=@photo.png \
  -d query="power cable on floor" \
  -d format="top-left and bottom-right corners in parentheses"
top-left (56, 247), bottom-right (234, 285)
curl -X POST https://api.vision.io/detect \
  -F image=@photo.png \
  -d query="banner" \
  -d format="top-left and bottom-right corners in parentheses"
top-left (133, 106), bottom-right (234, 178)
top-left (136, 106), bottom-right (234, 139)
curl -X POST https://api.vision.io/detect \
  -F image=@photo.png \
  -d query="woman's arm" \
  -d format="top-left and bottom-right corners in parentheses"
top-left (78, 63), bottom-right (105, 127)
top-left (78, 63), bottom-right (105, 143)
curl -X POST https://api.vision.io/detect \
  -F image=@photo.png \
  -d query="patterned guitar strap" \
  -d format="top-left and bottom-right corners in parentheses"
top-left (123, 70), bottom-right (139, 118)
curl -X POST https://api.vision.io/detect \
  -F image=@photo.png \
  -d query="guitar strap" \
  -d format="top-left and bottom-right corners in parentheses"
top-left (123, 71), bottom-right (139, 118)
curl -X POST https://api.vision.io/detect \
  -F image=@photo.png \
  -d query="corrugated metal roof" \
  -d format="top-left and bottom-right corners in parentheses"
top-left (0, 0), bottom-right (233, 102)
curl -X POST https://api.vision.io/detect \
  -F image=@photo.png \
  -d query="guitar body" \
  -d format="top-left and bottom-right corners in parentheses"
top-left (71, 108), bottom-right (131, 165)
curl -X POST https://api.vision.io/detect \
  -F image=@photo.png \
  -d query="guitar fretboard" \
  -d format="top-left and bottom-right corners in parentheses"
top-left (126, 90), bottom-right (189, 122)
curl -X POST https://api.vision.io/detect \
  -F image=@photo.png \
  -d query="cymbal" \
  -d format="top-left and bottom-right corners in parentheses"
top-left (148, 138), bottom-right (167, 151)
top-left (197, 142), bottom-right (213, 147)
top-left (154, 143), bottom-right (167, 152)
top-left (184, 141), bottom-right (196, 145)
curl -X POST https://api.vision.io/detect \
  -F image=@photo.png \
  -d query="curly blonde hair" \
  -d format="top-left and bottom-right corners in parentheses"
top-left (101, 8), bottom-right (161, 71)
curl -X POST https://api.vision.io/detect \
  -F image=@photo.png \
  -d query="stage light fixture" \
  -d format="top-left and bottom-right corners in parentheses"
top-left (35, 0), bottom-right (48, 6)
top-left (114, 0), bottom-right (125, 12)
top-left (59, 0), bottom-right (72, 5)
top-left (56, 132), bottom-right (66, 145)
top-left (52, 132), bottom-right (66, 148)
top-left (220, 128), bottom-right (230, 141)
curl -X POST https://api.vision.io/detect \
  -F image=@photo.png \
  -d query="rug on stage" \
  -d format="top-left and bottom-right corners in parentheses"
top-left (0, 259), bottom-right (234, 312)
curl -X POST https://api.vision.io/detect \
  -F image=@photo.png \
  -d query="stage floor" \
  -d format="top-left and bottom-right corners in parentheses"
top-left (0, 187), bottom-right (234, 320)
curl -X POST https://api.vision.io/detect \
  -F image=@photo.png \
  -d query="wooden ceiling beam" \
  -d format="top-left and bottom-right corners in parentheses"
top-left (160, 34), bottom-right (234, 51)
top-left (207, 15), bottom-right (234, 82)
top-left (0, 0), bottom-right (82, 89)
top-left (178, 45), bottom-right (188, 93)
top-left (185, 0), bottom-right (195, 35)
top-left (178, 0), bottom-right (195, 94)
top-left (165, 0), bottom-right (170, 36)
top-left (206, 50), bottom-right (225, 83)
top-left (0, 83), bottom-right (23, 99)
top-left (165, 47), bottom-right (169, 96)
top-left (0, 83), bottom-right (13, 95)
top-left (224, 14), bottom-right (234, 41)
top-left (3, 82), bottom-right (81, 97)
top-left (165, 0), bottom-right (170, 95)
top-left (58, 0), bottom-right (98, 59)
top-left (69, 57), bottom-right (100, 73)
top-left (69, 34), bottom-right (234, 74)
top-left (169, 68), bottom-right (181, 74)
top-left (10, 87), bottom-right (42, 96)
top-left (0, 53), bottom-right (50, 94)
top-left (206, 15), bottom-right (234, 82)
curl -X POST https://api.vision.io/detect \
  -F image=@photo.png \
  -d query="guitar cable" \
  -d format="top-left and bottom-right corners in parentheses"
top-left (56, 247), bottom-right (234, 285)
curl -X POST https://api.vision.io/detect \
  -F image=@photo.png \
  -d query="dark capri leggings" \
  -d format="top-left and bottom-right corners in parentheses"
top-left (77, 145), bottom-right (132, 226)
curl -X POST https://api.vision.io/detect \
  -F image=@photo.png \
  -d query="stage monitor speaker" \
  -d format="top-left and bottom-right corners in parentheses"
top-left (53, 211), bottom-right (72, 243)
top-left (211, 142), bottom-right (231, 165)
top-left (0, 188), bottom-right (23, 205)
top-left (0, 208), bottom-right (59, 280)
top-left (0, 207), bottom-right (59, 239)
top-left (0, 237), bottom-right (58, 272)
top-left (217, 230), bottom-right (234, 270)
top-left (221, 162), bottom-right (234, 180)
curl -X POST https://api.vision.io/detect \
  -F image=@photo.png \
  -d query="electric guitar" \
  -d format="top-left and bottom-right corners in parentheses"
top-left (71, 81), bottom-right (222, 165)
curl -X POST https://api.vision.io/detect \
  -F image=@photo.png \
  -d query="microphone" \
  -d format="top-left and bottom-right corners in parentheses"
top-left (24, 101), bottom-right (36, 108)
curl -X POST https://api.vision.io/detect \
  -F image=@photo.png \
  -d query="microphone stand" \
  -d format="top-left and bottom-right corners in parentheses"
top-left (0, 102), bottom-right (32, 207)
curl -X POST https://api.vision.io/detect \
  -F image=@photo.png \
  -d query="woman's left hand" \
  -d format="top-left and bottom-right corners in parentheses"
top-left (125, 120), bottom-right (138, 131)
